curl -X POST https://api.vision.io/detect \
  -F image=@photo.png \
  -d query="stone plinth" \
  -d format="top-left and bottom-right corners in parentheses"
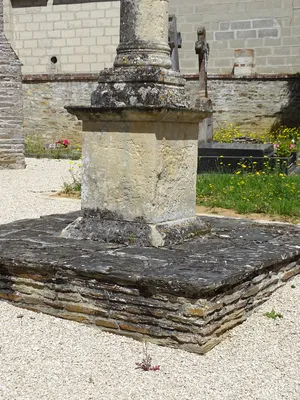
top-left (1, 213), bottom-right (300, 354)
top-left (91, 0), bottom-right (189, 109)
top-left (63, 106), bottom-right (211, 247)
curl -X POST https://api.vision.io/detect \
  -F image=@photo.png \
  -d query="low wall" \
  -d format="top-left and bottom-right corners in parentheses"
top-left (23, 74), bottom-right (98, 148)
top-left (22, 74), bottom-right (300, 147)
top-left (187, 75), bottom-right (300, 133)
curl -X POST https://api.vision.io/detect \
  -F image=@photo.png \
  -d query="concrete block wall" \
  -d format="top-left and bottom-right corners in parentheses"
top-left (4, 0), bottom-right (300, 76)
top-left (7, 0), bottom-right (120, 74)
top-left (169, 0), bottom-right (300, 74)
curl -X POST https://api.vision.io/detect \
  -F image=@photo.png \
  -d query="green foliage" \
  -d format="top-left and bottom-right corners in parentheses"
top-left (25, 135), bottom-right (81, 160)
top-left (213, 123), bottom-right (300, 157)
top-left (196, 172), bottom-right (300, 218)
top-left (59, 160), bottom-right (82, 198)
top-left (264, 309), bottom-right (283, 320)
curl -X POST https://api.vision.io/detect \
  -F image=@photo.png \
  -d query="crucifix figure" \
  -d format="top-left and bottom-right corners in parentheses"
top-left (195, 27), bottom-right (209, 97)
top-left (168, 14), bottom-right (182, 72)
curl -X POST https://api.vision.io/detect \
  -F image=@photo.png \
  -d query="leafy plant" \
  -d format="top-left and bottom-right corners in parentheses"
top-left (135, 342), bottom-right (160, 372)
top-left (59, 159), bottom-right (82, 198)
top-left (213, 123), bottom-right (299, 158)
top-left (264, 309), bottom-right (283, 320)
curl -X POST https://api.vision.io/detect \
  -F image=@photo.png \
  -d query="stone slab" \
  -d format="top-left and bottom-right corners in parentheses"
top-left (198, 142), bottom-right (274, 157)
top-left (198, 153), bottom-right (296, 174)
top-left (0, 212), bottom-right (299, 353)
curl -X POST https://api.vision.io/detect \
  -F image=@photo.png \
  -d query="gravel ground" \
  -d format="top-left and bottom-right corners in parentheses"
top-left (0, 158), bottom-right (299, 400)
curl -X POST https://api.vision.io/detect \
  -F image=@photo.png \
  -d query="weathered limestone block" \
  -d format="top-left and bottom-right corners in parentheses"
top-left (0, 0), bottom-right (25, 169)
top-left (62, 107), bottom-right (210, 246)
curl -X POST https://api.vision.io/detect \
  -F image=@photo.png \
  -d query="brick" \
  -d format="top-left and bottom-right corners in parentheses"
top-left (90, 28), bottom-right (105, 37)
top-left (258, 28), bottom-right (279, 38)
top-left (255, 47), bottom-right (272, 56)
top-left (61, 12), bottom-right (75, 21)
top-left (105, 26), bottom-right (120, 36)
top-left (25, 22), bottom-right (39, 31)
top-left (264, 38), bottom-right (282, 46)
top-left (61, 30), bottom-right (76, 39)
top-left (33, 31), bottom-right (47, 39)
top-left (231, 21), bottom-right (251, 30)
top-left (252, 19), bottom-right (274, 29)
top-left (229, 39), bottom-right (247, 49)
top-left (46, 13), bottom-right (61, 22)
top-left (105, 9), bottom-right (120, 18)
top-left (83, 54), bottom-right (97, 63)
top-left (219, 21), bottom-right (230, 31)
top-left (267, 57), bottom-right (285, 65)
top-left (82, 19), bottom-right (97, 28)
top-left (77, 11), bottom-right (90, 19)
top-left (54, 21), bottom-right (66, 30)
top-left (215, 31), bottom-right (235, 40)
top-left (33, 14), bottom-right (46, 23)
top-left (97, 18), bottom-right (112, 27)
top-left (237, 30), bottom-right (257, 39)
top-left (274, 47), bottom-right (291, 56)
top-left (214, 58), bottom-right (232, 67)
top-left (81, 37), bottom-right (96, 46)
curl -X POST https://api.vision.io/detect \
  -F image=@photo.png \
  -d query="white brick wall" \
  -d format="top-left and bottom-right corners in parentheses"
top-left (169, 0), bottom-right (300, 74)
top-left (3, 0), bottom-right (300, 75)
top-left (6, 0), bottom-right (120, 74)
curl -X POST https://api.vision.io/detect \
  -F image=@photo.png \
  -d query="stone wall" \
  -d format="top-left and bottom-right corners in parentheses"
top-left (22, 74), bottom-right (300, 144)
top-left (187, 75), bottom-right (300, 132)
top-left (0, 0), bottom-right (25, 169)
top-left (23, 75), bottom-right (98, 147)
top-left (169, 0), bottom-right (300, 74)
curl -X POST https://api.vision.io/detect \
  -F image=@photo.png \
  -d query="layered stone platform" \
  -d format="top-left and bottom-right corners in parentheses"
top-left (0, 212), bottom-right (299, 354)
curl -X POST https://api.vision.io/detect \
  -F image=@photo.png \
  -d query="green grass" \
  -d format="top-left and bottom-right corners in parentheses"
top-left (196, 172), bottom-right (300, 218)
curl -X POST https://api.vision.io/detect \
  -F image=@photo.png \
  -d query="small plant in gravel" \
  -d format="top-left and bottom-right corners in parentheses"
top-left (136, 342), bottom-right (160, 371)
top-left (264, 309), bottom-right (283, 320)
top-left (59, 159), bottom-right (82, 198)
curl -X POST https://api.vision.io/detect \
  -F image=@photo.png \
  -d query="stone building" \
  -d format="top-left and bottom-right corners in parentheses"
top-left (0, 0), bottom-right (24, 168)
top-left (2, 0), bottom-right (300, 146)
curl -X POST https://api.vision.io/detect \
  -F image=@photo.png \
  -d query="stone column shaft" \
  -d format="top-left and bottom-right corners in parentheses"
top-left (115, 0), bottom-right (171, 69)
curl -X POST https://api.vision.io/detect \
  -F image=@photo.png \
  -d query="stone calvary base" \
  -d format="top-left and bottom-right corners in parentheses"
top-left (0, 212), bottom-right (299, 354)
top-left (0, 0), bottom-right (300, 354)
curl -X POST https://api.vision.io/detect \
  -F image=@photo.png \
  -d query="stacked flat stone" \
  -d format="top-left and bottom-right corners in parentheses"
top-left (0, 0), bottom-right (25, 169)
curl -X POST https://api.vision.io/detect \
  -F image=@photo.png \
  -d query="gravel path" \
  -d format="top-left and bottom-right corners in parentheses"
top-left (0, 158), bottom-right (299, 400)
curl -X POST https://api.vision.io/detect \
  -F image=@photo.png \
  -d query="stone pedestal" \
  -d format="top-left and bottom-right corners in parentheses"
top-left (62, 107), bottom-right (210, 246)
top-left (63, 0), bottom-right (212, 247)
